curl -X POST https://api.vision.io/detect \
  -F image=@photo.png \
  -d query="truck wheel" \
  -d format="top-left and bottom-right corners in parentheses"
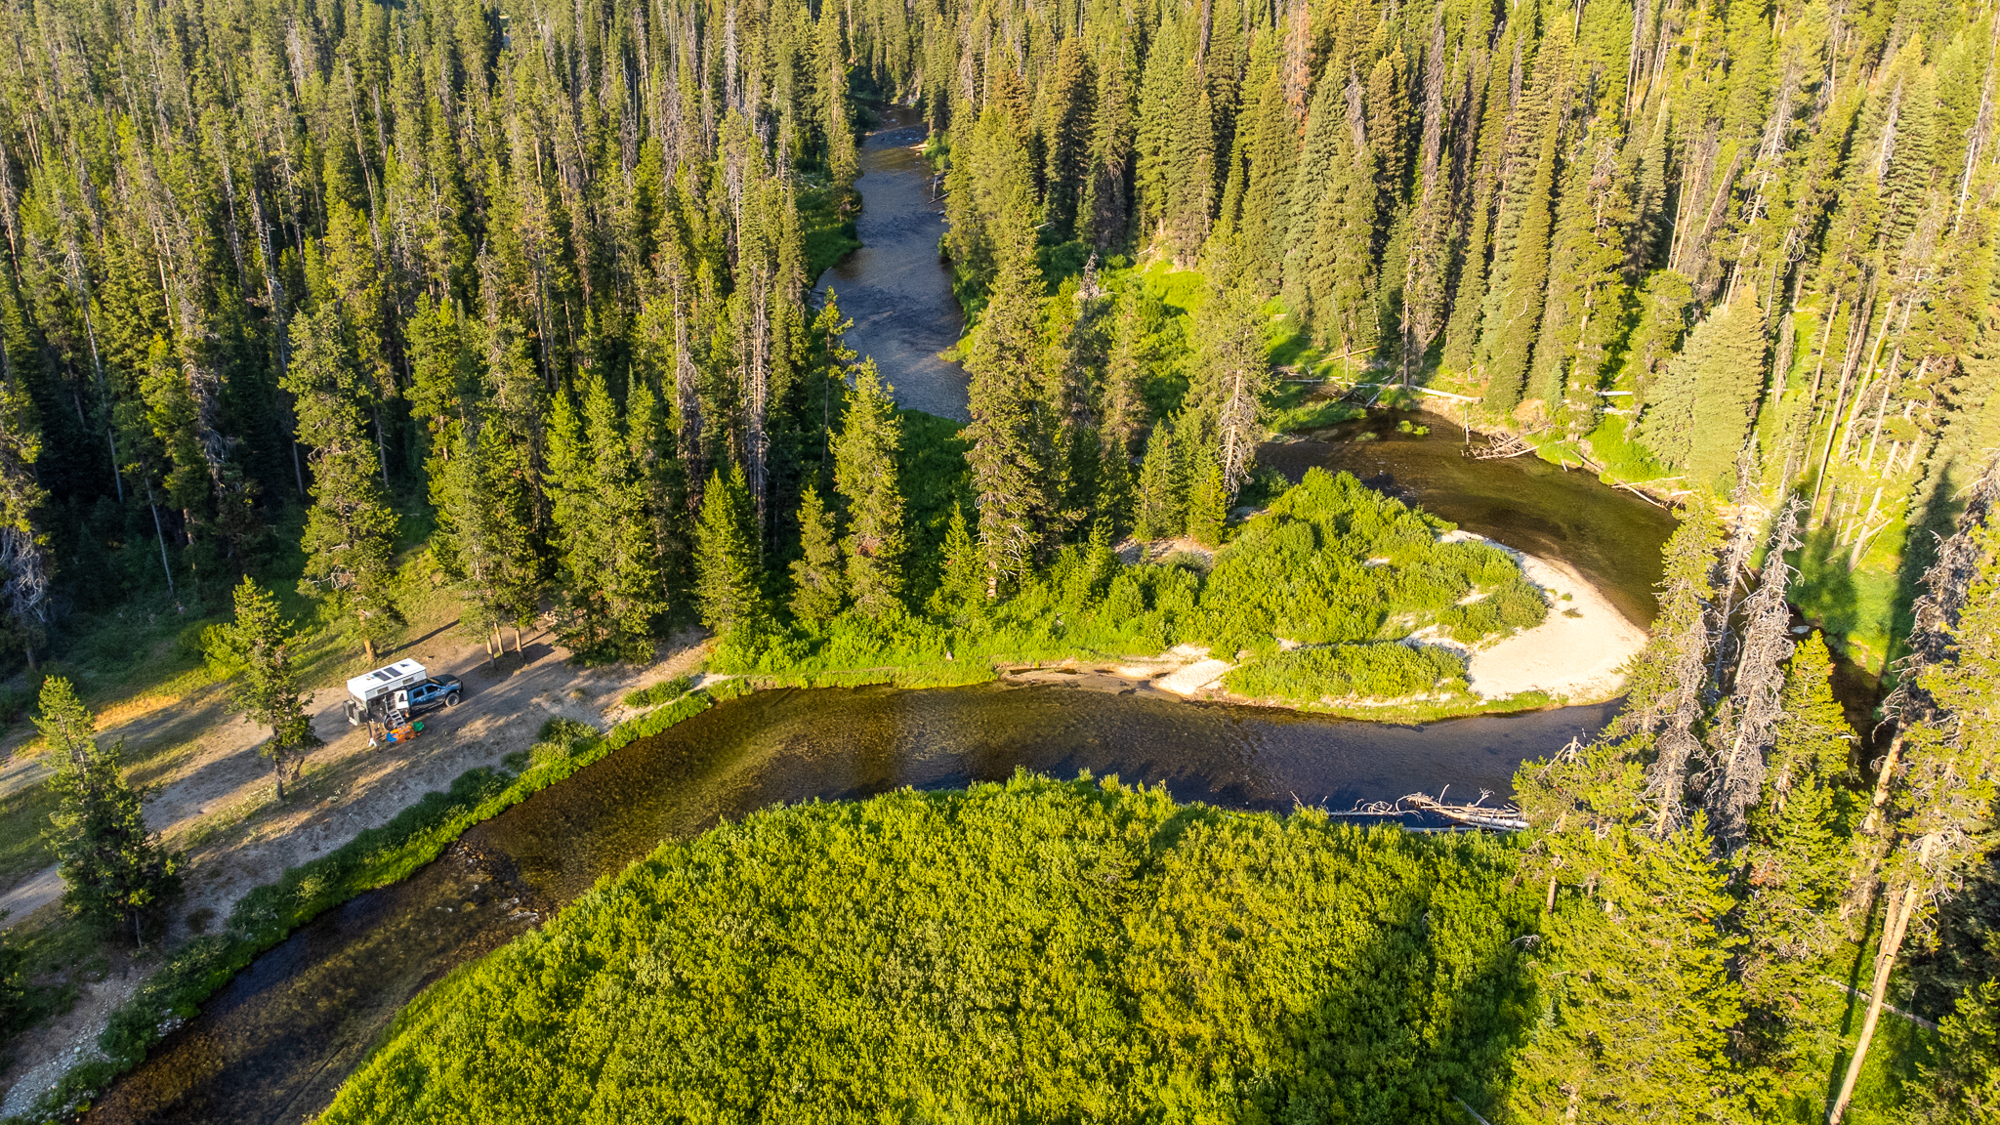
top-left (446, 692), bottom-right (461, 708)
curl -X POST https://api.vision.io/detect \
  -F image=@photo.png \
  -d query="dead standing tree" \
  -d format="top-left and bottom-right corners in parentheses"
top-left (1700, 496), bottom-right (1805, 847)
top-left (1828, 459), bottom-right (2000, 1125)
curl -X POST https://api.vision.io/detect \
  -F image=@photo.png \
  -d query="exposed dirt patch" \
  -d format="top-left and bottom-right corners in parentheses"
top-left (0, 625), bottom-right (710, 1115)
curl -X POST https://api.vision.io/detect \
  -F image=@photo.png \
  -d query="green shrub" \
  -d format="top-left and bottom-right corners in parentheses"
top-left (320, 773), bottom-right (1537, 1125)
top-left (620, 676), bottom-right (692, 711)
top-left (527, 718), bottom-right (600, 767)
top-left (1224, 642), bottom-right (1468, 704)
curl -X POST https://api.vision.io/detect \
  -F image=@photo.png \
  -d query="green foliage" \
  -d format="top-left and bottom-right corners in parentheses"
top-left (620, 676), bottom-right (694, 711)
top-left (285, 304), bottom-right (404, 658)
top-left (320, 774), bottom-right (1538, 1125)
top-left (788, 485), bottom-right (845, 623)
top-left (37, 678), bottom-right (182, 942)
top-left (210, 578), bottom-right (321, 800)
top-left (1197, 468), bottom-right (1545, 661)
top-left (1186, 454), bottom-right (1229, 546)
top-left (1223, 642), bottom-right (1465, 703)
top-left (0, 925), bottom-right (30, 1042)
top-left (1638, 297), bottom-right (1769, 489)
top-left (832, 359), bottom-right (906, 616)
top-left (1910, 979), bottom-right (2000, 1123)
top-left (727, 468), bottom-right (1545, 713)
top-left (1133, 420), bottom-right (1186, 540)
top-left (694, 466), bottom-right (765, 636)
top-left (1738, 635), bottom-right (1861, 1105)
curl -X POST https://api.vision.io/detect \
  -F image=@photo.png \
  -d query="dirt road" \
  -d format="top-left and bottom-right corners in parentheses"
top-left (0, 624), bottom-right (709, 1116)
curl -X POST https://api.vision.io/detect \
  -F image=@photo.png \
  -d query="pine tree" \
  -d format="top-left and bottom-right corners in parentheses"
top-left (1186, 455), bottom-right (1229, 546)
top-left (1738, 634), bottom-right (1858, 1107)
top-left (213, 577), bottom-right (322, 800)
top-left (1134, 421), bottom-right (1185, 541)
top-left (1042, 38), bottom-right (1097, 243)
top-left (1831, 478), bottom-right (2000, 1123)
top-left (1236, 65), bottom-right (1295, 296)
top-left (543, 383), bottom-right (613, 654)
top-left (815, 0), bottom-right (859, 192)
top-left (1623, 498), bottom-right (1725, 834)
top-left (833, 358), bottom-right (906, 617)
top-left (927, 500), bottom-right (986, 619)
top-left (591, 375), bottom-right (667, 655)
top-left (1509, 790), bottom-right (1749, 1123)
top-left (286, 304), bottom-right (403, 661)
top-left (38, 678), bottom-right (181, 943)
top-left (964, 190), bottom-right (1050, 596)
top-left (436, 419), bottom-right (544, 663)
top-left (1639, 297), bottom-right (1769, 489)
top-left (1183, 284), bottom-right (1270, 498)
top-left (788, 484), bottom-right (845, 623)
top-left (694, 465), bottom-right (765, 636)
top-left (0, 357), bottom-right (49, 667)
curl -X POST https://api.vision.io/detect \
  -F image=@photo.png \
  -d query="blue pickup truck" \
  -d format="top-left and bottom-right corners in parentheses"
top-left (403, 675), bottom-right (463, 716)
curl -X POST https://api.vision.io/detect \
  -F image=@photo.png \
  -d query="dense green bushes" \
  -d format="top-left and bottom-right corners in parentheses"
top-left (13, 685), bottom-right (743, 1123)
top-left (1196, 469), bottom-right (1545, 657)
top-left (618, 675), bottom-right (692, 711)
top-left (1224, 642), bottom-right (1467, 703)
top-left (319, 773), bottom-right (1536, 1125)
top-left (724, 467), bottom-right (1547, 710)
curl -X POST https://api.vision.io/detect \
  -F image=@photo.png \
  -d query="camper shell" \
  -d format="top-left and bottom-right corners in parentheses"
top-left (344, 659), bottom-right (427, 731)
top-left (346, 659), bottom-right (427, 704)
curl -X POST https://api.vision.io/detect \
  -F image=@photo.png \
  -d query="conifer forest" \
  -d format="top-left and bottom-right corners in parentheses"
top-left (0, 0), bottom-right (1994, 1118)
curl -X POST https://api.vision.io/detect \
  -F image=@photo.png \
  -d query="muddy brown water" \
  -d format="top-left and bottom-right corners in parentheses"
top-left (84, 113), bottom-right (1685, 1125)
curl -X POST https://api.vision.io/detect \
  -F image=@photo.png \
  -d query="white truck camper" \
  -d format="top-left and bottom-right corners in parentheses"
top-left (344, 659), bottom-right (427, 729)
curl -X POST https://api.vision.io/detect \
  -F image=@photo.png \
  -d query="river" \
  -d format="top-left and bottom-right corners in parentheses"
top-left (83, 110), bottom-right (1678, 1125)
top-left (88, 687), bottom-right (1621, 1125)
top-left (814, 106), bottom-right (969, 421)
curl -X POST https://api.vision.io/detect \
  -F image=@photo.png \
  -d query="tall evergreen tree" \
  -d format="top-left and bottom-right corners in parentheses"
top-left (833, 359), bottom-right (906, 617)
top-left (213, 578), bottom-right (321, 800)
top-left (1738, 635), bottom-right (1858, 1109)
top-left (286, 305), bottom-right (403, 661)
top-left (694, 465), bottom-right (766, 637)
top-left (788, 484), bottom-right (845, 623)
top-left (1639, 298), bottom-right (1769, 489)
top-left (1134, 421), bottom-right (1186, 542)
top-left (964, 191), bottom-right (1051, 596)
top-left (38, 678), bottom-right (181, 942)
top-left (0, 358), bottom-right (48, 667)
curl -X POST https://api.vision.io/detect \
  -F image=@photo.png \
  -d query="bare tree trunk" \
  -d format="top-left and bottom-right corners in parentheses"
top-left (1829, 878), bottom-right (1921, 1124)
top-left (143, 476), bottom-right (178, 606)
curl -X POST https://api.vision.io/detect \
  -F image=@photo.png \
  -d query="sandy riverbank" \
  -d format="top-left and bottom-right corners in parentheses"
top-left (1464, 550), bottom-right (1649, 702)
top-left (1008, 537), bottom-right (1649, 711)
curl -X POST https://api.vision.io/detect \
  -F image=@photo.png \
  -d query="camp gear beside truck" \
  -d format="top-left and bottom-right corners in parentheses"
top-left (343, 660), bottom-right (461, 746)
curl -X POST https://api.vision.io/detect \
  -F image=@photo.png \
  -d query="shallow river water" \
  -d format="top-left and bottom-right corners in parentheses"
top-left (85, 111), bottom-right (1679, 1125)
top-left (814, 106), bottom-right (968, 421)
top-left (88, 686), bottom-right (1622, 1125)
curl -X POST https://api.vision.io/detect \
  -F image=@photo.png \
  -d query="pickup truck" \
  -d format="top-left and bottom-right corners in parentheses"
top-left (404, 675), bottom-right (463, 716)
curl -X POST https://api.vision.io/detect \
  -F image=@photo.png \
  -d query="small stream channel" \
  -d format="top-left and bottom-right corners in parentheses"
top-left (83, 109), bottom-right (1684, 1125)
